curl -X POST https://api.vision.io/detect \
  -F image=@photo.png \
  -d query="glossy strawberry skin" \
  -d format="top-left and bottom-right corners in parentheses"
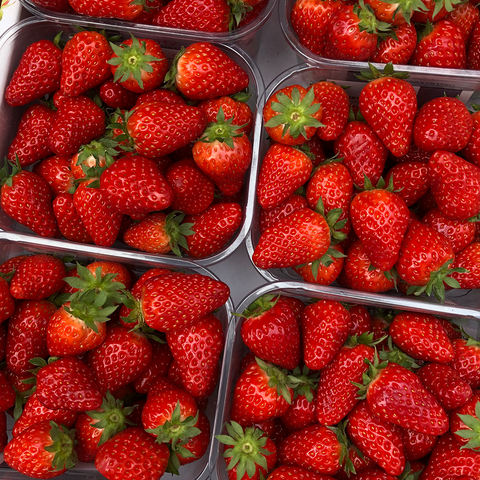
top-left (133, 342), bottom-right (173, 394)
top-left (122, 212), bottom-right (171, 254)
top-left (370, 22), bottom-right (417, 64)
top-left (0, 369), bottom-right (15, 411)
top-left (53, 193), bottom-right (94, 244)
top-left (450, 338), bottom-right (480, 388)
top-left (33, 155), bottom-right (74, 196)
top-left (99, 79), bottom-right (139, 109)
top-left (0, 276), bottom-right (15, 325)
top-left (267, 465), bottom-right (337, 479)
top-left (450, 393), bottom-right (480, 445)
top-left (280, 390), bottom-right (317, 433)
top-left (450, 242), bottom-right (480, 288)
top-left (259, 195), bottom-right (309, 234)
top-left (401, 428), bottom-right (437, 462)
top-left (385, 161), bottom-right (430, 207)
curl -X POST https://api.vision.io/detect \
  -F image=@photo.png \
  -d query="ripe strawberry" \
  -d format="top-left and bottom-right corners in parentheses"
top-left (389, 312), bottom-right (454, 363)
top-left (165, 42), bottom-right (249, 101)
top-left (468, 21), bottom-right (480, 69)
top-left (267, 465), bottom-right (336, 479)
top-left (410, 19), bottom-right (466, 68)
top-left (0, 323), bottom-right (5, 360)
top-left (450, 242), bottom-right (480, 288)
top-left (4, 421), bottom-right (77, 478)
top-left (349, 305), bottom-right (372, 336)
top-left (192, 108), bottom-right (253, 196)
top-left (86, 324), bottom-right (152, 392)
top-left (95, 427), bottom-right (169, 480)
top-left (133, 342), bottom-right (173, 394)
top-left (257, 143), bottom-right (313, 210)
top-left (48, 96), bottom-right (106, 156)
top-left (184, 202), bottom-right (242, 258)
top-left (217, 422), bottom-right (277, 480)
top-left (278, 424), bottom-right (343, 475)
top-left (98, 79), bottom-right (139, 109)
top-left (445, 1), bottom-right (480, 41)
top-left (134, 88), bottom-right (185, 107)
top-left (450, 337), bottom-right (480, 388)
top-left (401, 428), bottom-right (437, 461)
top-left (33, 155), bottom-right (74, 196)
top-left (7, 104), bottom-right (56, 167)
top-left (5, 39), bottom-right (62, 107)
top-left (175, 410), bottom-right (210, 466)
top-left (428, 150), bottom-right (480, 221)
top-left (53, 193), bottom-right (94, 243)
top-left (334, 120), bottom-right (388, 188)
top-left (0, 369), bottom-right (15, 411)
top-left (370, 23), bottom-right (417, 64)
top-left (141, 272), bottom-right (230, 331)
top-left (74, 178), bottom-right (123, 247)
top-left (125, 101), bottom-right (207, 157)
top-left (252, 207), bottom-right (331, 269)
top-left (0, 275), bottom-right (14, 324)
top-left (450, 393), bottom-right (480, 447)
top-left (6, 299), bottom-right (57, 375)
top-left (259, 194), bottom-right (309, 234)
top-left (152, 0), bottom-right (230, 31)
top-left (108, 36), bottom-right (168, 93)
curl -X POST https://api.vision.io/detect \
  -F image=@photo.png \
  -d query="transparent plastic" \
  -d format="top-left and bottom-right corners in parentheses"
top-left (0, 230), bottom-right (234, 480)
top-left (215, 281), bottom-right (480, 480)
top-left (245, 61), bottom-right (480, 307)
top-left (19, 0), bottom-right (277, 57)
top-left (0, 18), bottom-right (264, 268)
top-left (279, 0), bottom-right (480, 80)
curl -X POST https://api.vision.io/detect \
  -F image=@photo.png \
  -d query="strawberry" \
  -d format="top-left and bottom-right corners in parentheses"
top-left (450, 394), bottom-right (480, 447)
top-left (95, 427), bottom-right (170, 480)
top-left (414, 97), bottom-right (473, 152)
top-left (6, 299), bottom-right (57, 375)
top-left (0, 276), bottom-right (15, 324)
top-left (36, 356), bottom-right (104, 411)
top-left (12, 392), bottom-right (78, 438)
top-left (165, 42), bottom-right (249, 100)
top-left (334, 120), bottom-right (388, 188)
top-left (4, 421), bottom-right (77, 478)
top-left (184, 202), bottom-right (242, 258)
top-left (252, 207), bottom-right (331, 269)
top-left (133, 342), bottom-right (173, 394)
top-left (358, 64), bottom-right (417, 158)
top-left (164, 158), bottom-right (215, 215)
top-left (257, 143), bottom-right (313, 210)
top-left (33, 155), bottom-right (74, 196)
top-left (175, 410), bottom-right (210, 466)
top-left (70, 137), bottom-right (115, 180)
top-left (125, 101), bottom-right (207, 157)
top-left (100, 155), bottom-right (173, 219)
top-left (450, 337), bottom-right (480, 388)
top-left (141, 272), bottom-right (230, 332)
top-left (0, 369), bottom-right (15, 411)
top-left (278, 424), bottom-right (343, 475)
top-left (401, 428), bottom-right (437, 461)
top-left (0, 323), bottom-right (5, 360)
top-left (5, 39), bottom-right (62, 107)
top-left (370, 23), bottom-right (417, 64)
top-left (389, 312), bottom-right (454, 363)
top-left (411, 0), bottom-right (462, 23)
top-left (462, 109), bottom-right (480, 166)
top-left (468, 21), bottom-right (480, 69)
top-left (301, 299), bottom-right (352, 370)
top-left (349, 305), bottom-right (373, 336)
top-left (445, 1), bottom-right (480, 42)
top-left (48, 96), bottom-right (106, 156)
top-left (7, 104), bottom-right (56, 167)
top-left (0, 412), bottom-right (6, 452)
top-left (240, 295), bottom-right (301, 370)
top-left (364, 0), bottom-right (426, 24)
top-left (98, 79), bottom-right (139, 109)
top-left (417, 363), bottom-right (473, 411)
top-left (74, 178), bottom-right (124, 247)
top-left (267, 465), bottom-right (337, 479)
top-left (217, 422), bottom-right (277, 480)
top-left (428, 150), bottom-right (480, 221)
top-left (450, 242), bottom-right (480, 288)
top-left (134, 88), bottom-right (185, 107)
top-left (86, 324), bottom-right (152, 392)
top-left (53, 193), bottom-right (94, 243)
top-left (192, 108), bottom-right (253, 196)
top-left (152, 0), bottom-right (230, 31)
top-left (259, 194), bottom-right (309, 234)
top-left (315, 334), bottom-right (376, 425)
top-left (108, 36), bottom-right (168, 93)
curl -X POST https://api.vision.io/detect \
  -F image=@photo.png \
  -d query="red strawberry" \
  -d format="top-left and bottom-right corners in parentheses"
top-left (468, 20), bottom-right (480, 69)
top-left (370, 23), bottom-right (417, 64)
top-left (428, 150), bottom-right (480, 221)
top-left (414, 97), bottom-right (473, 152)
top-left (410, 19), bottom-right (466, 68)
top-left (389, 312), bottom-right (454, 363)
top-left (7, 104), bottom-right (56, 167)
top-left (133, 342), bottom-right (173, 394)
top-left (33, 155), bottom-right (74, 196)
top-left (267, 465), bottom-right (337, 479)
top-left (0, 276), bottom-right (15, 324)
top-left (141, 272), bottom-right (230, 332)
top-left (6, 299), bottom-right (57, 375)
top-left (134, 88), bottom-right (185, 107)
top-left (98, 79), bottom-right (139, 109)
top-left (175, 410), bottom-right (210, 465)
top-left (108, 36), bottom-right (168, 93)
top-left (4, 421), bottom-right (76, 478)
top-left (152, 0), bottom-right (230, 31)
top-left (301, 299), bottom-right (352, 370)
top-left (257, 143), bottom-right (313, 210)
top-left (401, 428), bottom-right (437, 461)
top-left (5, 39), bottom-right (62, 107)
top-left (462, 109), bottom-right (480, 166)
top-left (240, 295), bottom-right (301, 370)
top-left (445, 1), bottom-right (480, 42)
top-left (61, 31), bottom-right (112, 96)
top-left (450, 242), bottom-right (480, 288)
top-left (450, 337), bottom-right (480, 388)
top-left (0, 323), bottom-right (5, 360)
top-left (95, 427), bottom-right (169, 480)
top-left (450, 393), bottom-right (480, 447)
top-left (184, 202), bottom-right (242, 258)
top-left (392, 143), bottom-right (432, 164)
top-left (165, 42), bottom-right (249, 100)
top-left (349, 305), bottom-right (373, 336)
top-left (53, 193), bottom-right (94, 243)
top-left (0, 369), bottom-right (15, 411)
top-left (259, 194), bottom-right (309, 234)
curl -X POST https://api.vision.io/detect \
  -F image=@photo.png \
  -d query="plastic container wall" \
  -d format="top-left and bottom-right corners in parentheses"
top-left (0, 18), bottom-right (264, 268)
top-left (0, 231), bottom-right (234, 480)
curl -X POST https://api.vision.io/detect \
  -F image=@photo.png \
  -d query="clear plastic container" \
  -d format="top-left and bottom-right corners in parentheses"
top-left (279, 0), bottom-right (480, 79)
top-left (214, 280), bottom-right (480, 480)
top-left (19, 0), bottom-right (277, 57)
top-left (0, 230), bottom-right (234, 480)
top-left (0, 17), bottom-right (265, 268)
top-left (245, 61), bottom-right (480, 306)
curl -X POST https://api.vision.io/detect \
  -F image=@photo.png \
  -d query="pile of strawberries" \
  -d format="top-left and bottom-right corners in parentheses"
top-left (0, 252), bottom-right (230, 479)
top-left (29, 0), bottom-right (269, 31)
top-left (291, 0), bottom-right (480, 69)
top-left (252, 63), bottom-right (480, 302)
top-left (2, 30), bottom-right (255, 258)
top-left (221, 293), bottom-right (480, 479)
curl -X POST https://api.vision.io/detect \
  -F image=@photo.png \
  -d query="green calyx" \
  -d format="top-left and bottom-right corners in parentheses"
top-left (108, 34), bottom-right (164, 91)
top-left (227, 0), bottom-right (253, 30)
top-left (264, 87), bottom-right (323, 141)
top-left (351, 350), bottom-right (388, 400)
top-left (432, 0), bottom-right (462, 20)
top-left (86, 391), bottom-right (135, 446)
top-left (346, 332), bottom-right (377, 347)
top-left (456, 400), bottom-right (480, 451)
top-left (163, 211), bottom-right (195, 257)
top-left (378, 337), bottom-right (420, 369)
top-left (0, 156), bottom-right (21, 188)
top-left (374, 0), bottom-right (427, 25)
top-left (44, 421), bottom-right (78, 473)
top-left (331, 421), bottom-right (356, 477)
top-left (255, 357), bottom-right (296, 405)
top-left (199, 107), bottom-right (246, 149)
top-left (287, 365), bottom-right (319, 402)
top-left (63, 300), bottom-right (118, 334)
top-left (217, 421), bottom-right (273, 480)
top-left (355, 62), bottom-right (410, 82)
top-left (314, 196), bottom-right (347, 244)
top-left (163, 47), bottom-right (184, 92)
top-left (240, 294), bottom-right (281, 318)
top-left (354, 0), bottom-right (392, 34)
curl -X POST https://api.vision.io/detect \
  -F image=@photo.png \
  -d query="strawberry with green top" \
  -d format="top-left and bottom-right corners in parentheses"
top-left (450, 336), bottom-right (480, 388)
top-left (33, 155), bottom-right (75, 196)
top-left (370, 23), bottom-right (418, 64)
top-left (451, 395), bottom-right (480, 448)
top-left (53, 193), bottom-right (94, 243)
top-left (364, 0), bottom-right (428, 24)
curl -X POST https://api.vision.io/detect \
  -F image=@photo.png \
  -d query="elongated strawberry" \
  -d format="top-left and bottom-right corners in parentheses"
top-left (53, 193), bottom-right (94, 243)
